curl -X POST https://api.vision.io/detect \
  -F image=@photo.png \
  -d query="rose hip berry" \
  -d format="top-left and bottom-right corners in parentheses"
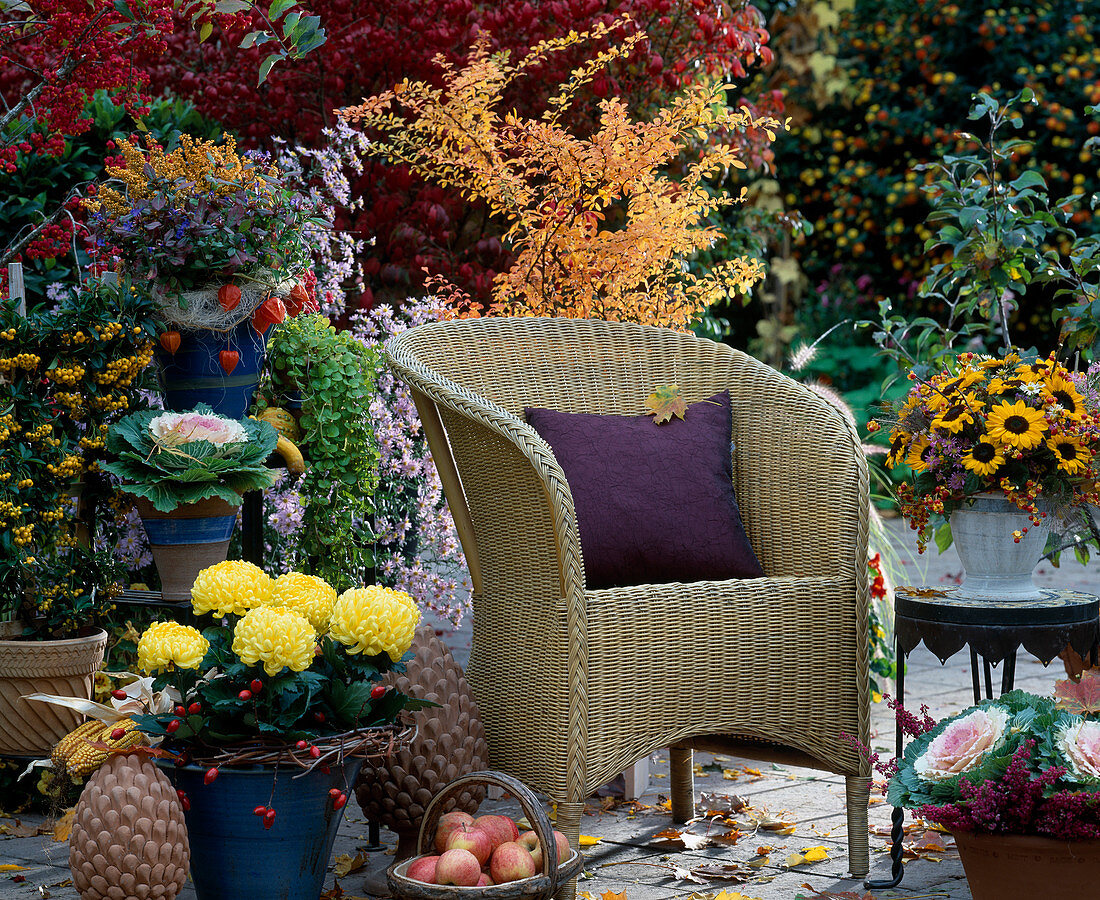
top-left (175, 705), bottom-right (186, 716)
top-left (308, 745), bottom-right (321, 759)
top-left (204, 767), bottom-right (219, 785)
top-left (253, 806), bottom-right (267, 817)
top-left (109, 727), bottom-right (126, 740)
top-left (333, 793), bottom-right (347, 811)
top-left (370, 685), bottom-right (386, 699)
top-left (329, 788), bottom-right (342, 798)
top-left (110, 689), bottom-right (127, 700)
top-left (238, 689), bottom-right (252, 701)
top-left (188, 702), bottom-right (201, 715)
top-left (263, 809), bottom-right (276, 829)
top-left (250, 679), bottom-right (263, 693)
top-left (295, 739), bottom-right (308, 750)
top-left (165, 719), bottom-right (181, 733)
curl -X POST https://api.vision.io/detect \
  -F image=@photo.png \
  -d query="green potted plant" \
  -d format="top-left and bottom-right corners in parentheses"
top-left (100, 405), bottom-right (278, 601)
top-left (0, 273), bottom-right (158, 755)
top-left (83, 133), bottom-right (323, 418)
top-left (881, 674), bottom-right (1100, 898)
top-left (126, 562), bottom-right (424, 900)
top-left (260, 313), bottom-right (380, 590)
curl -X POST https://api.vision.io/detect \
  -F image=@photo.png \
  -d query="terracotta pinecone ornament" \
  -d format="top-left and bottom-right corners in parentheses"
top-left (69, 752), bottom-right (190, 900)
top-left (356, 623), bottom-right (489, 858)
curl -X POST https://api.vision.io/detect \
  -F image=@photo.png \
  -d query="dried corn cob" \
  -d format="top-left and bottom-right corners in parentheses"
top-left (51, 718), bottom-right (146, 777)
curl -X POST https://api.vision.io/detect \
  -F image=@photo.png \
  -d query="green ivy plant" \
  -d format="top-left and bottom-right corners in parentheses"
top-left (262, 313), bottom-right (380, 590)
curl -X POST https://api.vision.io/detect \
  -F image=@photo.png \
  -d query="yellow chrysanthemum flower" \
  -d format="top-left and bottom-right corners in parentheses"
top-left (986, 400), bottom-right (1048, 450)
top-left (1047, 435), bottom-right (1091, 475)
top-left (191, 560), bottom-right (274, 617)
top-left (962, 437), bottom-right (1006, 477)
top-left (137, 621), bottom-right (210, 673)
top-left (329, 586), bottom-right (420, 662)
top-left (271, 572), bottom-right (337, 633)
top-left (232, 606), bottom-right (316, 676)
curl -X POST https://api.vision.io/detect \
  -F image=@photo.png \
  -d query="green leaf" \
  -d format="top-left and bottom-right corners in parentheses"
top-left (257, 51), bottom-right (283, 86)
top-left (268, 0), bottom-right (296, 19)
top-left (934, 521), bottom-right (953, 554)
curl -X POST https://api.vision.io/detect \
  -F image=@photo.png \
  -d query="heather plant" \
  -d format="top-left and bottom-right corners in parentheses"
top-left (883, 686), bottom-right (1100, 840)
top-left (341, 20), bottom-right (787, 328)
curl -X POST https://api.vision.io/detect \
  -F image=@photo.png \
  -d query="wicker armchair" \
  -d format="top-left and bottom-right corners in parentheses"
top-left (385, 317), bottom-right (872, 883)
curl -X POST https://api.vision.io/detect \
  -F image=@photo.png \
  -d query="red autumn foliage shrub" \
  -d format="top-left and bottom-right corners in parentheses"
top-left (141, 0), bottom-right (778, 308)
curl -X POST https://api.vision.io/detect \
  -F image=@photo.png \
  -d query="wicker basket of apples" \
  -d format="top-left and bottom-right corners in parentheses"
top-left (387, 770), bottom-right (584, 900)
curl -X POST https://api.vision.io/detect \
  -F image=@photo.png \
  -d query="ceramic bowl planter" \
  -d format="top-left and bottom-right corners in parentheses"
top-left (954, 830), bottom-right (1100, 899)
top-left (949, 492), bottom-right (1053, 601)
top-left (0, 627), bottom-right (107, 756)
top-left (135, 497), bottom-right (239, 602)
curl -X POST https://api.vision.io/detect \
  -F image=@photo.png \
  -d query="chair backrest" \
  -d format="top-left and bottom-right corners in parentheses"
top-left (386, 316), bottom-right (868, 596)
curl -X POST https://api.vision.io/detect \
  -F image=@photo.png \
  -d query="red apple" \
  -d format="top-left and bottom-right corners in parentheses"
top-left (435, 848), bottom-right (481, 887)
top-left (551, 830), bottom-right (571, 863)
top-left (489, 841), bottom-right (538, 884)
top-left (476, 873), bottom-right (494, 887)
top-left (445, 823), bottom-right (494, 866)
top-left (434, 810), bottom-right (476, 853)
top-left (475, 814), bottom-right (520, 849)
top-left (517, 831), bottom-right (543, 869)
top-left (405, 855), bottom-right (439, 884)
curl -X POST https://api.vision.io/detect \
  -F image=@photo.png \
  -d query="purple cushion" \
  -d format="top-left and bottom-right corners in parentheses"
top-left (525, 391), bottom-right (763, 589)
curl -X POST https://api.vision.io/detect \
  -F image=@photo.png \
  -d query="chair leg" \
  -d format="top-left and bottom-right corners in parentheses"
top-left (669, 746), bottom-right (694, 823)
top-left (845, 775), bottom-right (871, 877)
top-left (554, 800), bottom-right (584, 900)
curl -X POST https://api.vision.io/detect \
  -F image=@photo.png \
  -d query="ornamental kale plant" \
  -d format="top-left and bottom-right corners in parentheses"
top-left (102, 405), bottom-right (277, 512)
top-left (884, 680), bottom-right (1100, 840)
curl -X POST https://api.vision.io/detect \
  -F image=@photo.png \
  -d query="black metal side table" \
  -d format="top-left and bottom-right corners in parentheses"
top-left (866, 585), bottom-right (1100, 890)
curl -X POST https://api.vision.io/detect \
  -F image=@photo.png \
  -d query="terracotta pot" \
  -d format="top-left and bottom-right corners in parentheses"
top-left (954, 830), bottom-right (1100, 899)
top-left (0, 627), bottom-right (108, 756)
top-left (136, 496), bottom-right (239, 602)
top-left (355, 624), bottom-right (489, 859)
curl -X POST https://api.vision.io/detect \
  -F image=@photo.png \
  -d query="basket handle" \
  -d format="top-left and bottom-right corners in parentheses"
top-left (417, 770), bottom-right (560, 887)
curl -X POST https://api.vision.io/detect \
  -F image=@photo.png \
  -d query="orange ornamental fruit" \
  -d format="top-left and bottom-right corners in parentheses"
top-left (218, 284), bottom-right (241, 312)
top-left (219, 350), bottom-right (240, 374)
top-left (286, 284), bottom-right (310, 316)
top-left (159, 330), bottom-right (181, 354)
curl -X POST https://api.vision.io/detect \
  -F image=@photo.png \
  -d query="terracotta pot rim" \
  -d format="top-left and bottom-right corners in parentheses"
top-left (953, 829), bottom-right (1100, 847)
top-left (0, 625), bottom-right (107, 649)
top-left (134, 495), bottom-right (241, 517)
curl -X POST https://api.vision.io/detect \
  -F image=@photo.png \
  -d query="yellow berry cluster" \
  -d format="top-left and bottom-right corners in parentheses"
top-left (47, 453), bottom-right (85, 478)
top-left (0, 499), bottom-right (22, 524)
top-left (0, 414), bottom-right (17, 442)
top-left (78, 435), bottom-right (106, 450)
top-left (52, 391), bottom-right (83, 411)
top-left (0, 353), bottom-right (41, 372)
top-left (11, 524), bottom-right (34, 546)
top-left (25, 422), bottom-right (53, 442)
top-left (91, 393), bottom-right (129, 412)
top-left (40, 504), bottom-right (68, 523)
top-left (16, 478), bottom-right (32, 489)
top-left (0, 327), bottom-right (16, 340)
top-left (49, 361), bottom-right (86, 386)
top-left (62, 331), bottom-right (90, 345)
top-left (93, 322), bottom-right (124, 341)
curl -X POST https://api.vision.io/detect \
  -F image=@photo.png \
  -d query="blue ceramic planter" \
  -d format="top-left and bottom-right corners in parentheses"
top-left (135, 497), bottom-right (238, 602)
top-left (155, 319), bottom-right (268, 419)
top-left (166, 758), bottom-right (363, 900)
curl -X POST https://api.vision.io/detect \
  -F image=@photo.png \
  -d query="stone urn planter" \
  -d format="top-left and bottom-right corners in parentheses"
top-left (953, 830), bottom-right (1100, 899)
top-left (0, 626), bottom-right (108, 756)
top-left (950, 492), bottom-right (1052, 601)
top-left (355, 623), bottom-right (489, 859)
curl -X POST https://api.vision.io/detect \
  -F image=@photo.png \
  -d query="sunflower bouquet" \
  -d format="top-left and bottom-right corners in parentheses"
top-left (128, 561), bottom-right (425, 761)
top-left (876, 352), bottom-right (1100, 550)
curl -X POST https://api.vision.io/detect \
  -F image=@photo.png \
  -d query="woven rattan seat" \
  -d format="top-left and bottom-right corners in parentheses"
top-left (384, 317), bottom-right (872, 891)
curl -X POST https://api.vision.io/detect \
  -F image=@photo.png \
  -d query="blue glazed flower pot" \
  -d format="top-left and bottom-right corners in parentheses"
top-left (166, 757), bottom-right (363, 900)
top-left (135, 497), bottom-right (239, 602)
top-left (155, 319), bottom-right (268, 419)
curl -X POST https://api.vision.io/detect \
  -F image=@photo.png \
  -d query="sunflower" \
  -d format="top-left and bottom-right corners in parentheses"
top-left (931, 402), bottom-right (978, 434)
top-left (1047, 434), bottom-right (1092, 474)
top-left (954, 368), bottom-right (987, 390)
top-left (1043, 373), bottom-right (1085, 421)
top-left (986, 400), bottom-right (1048, 449)
top-left (985, 377), bottom-right (1017, 397)
top-left (962, 437), bottom-right (1006, 477)
top-left (886, 429), bottom-right (910, 468)
top-left (905, 435), bottom-right (933, 472)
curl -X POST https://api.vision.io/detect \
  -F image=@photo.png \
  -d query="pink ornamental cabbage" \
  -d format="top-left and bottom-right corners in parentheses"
top-left (1057, 719), bottom-right (1100, 781)
top-left (149, 411), bottom-right (248, 447)
top-left (913, 706), bottom-right (1010, 780)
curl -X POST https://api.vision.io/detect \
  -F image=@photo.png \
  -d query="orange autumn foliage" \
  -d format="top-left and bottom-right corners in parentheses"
top-left (341, 18), bottom-right (787, 330)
